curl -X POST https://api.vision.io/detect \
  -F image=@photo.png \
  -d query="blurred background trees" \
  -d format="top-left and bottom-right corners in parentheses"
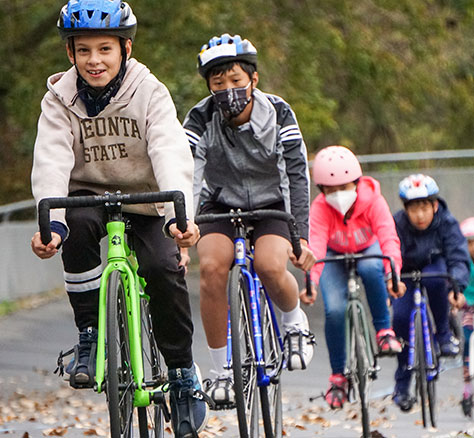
top-left (2, 0), bottom-right (474, 203)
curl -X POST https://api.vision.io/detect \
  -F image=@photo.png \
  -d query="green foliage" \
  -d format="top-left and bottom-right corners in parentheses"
top-left (2, 0), bottom-right (474, 202)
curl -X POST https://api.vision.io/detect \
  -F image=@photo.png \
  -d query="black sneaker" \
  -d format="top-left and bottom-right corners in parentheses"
top-left (168, 364), bottom-right (210, 438)
top-left (64, 326), bottom-right (98, 388)
top-left (392, 389), bottom-right (414, 412)
top-left (439, 336), bottom-right (460, 357)
top-left (462, 394), bottom-right (473, 418)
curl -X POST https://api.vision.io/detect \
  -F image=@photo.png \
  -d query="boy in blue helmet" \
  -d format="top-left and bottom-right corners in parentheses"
top-left (183, 33), bottom-right (316, 407)
top-left (30, 0), bottom-right (208, 435)
top-left (391, 174), bottom-right (469, 412)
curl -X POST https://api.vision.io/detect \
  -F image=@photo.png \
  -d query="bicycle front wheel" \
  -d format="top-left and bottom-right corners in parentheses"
top-left (349, 304), bottom-right (371, 438)
top-left (426, 306), bottom-right (438, 428)
top-left (138, 297), bottom-right (165, 438)
top-left (259, 289), bottom-right (283, 438)
top-left (229, 265), bottom-right (259, 438)
top-left (106, 270), bottom-right (135, 438)
top-left (414, 311), bottom-right (428, 428)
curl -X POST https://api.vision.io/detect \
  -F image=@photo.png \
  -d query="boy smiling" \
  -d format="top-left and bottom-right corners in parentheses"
top-left (30, 1), bottom-right (207, 436)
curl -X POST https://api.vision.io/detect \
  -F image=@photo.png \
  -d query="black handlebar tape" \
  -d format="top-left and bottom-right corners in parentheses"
top-left (195, 210), bottom-right (302, 258)
top-left (38, 191), bottom-right (187, 245)
top-left (305, 271), bottom-right (312, 298)
top-left (389, 258), bottom-right (399, 293)
top-left (312, 253), bottom-right (399, 293)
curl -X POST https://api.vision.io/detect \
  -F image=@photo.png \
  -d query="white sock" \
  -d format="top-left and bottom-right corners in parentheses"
top-left (208, 346), bottom-right (231, 378)
top-left (281, 300), bottom-right (303, 326)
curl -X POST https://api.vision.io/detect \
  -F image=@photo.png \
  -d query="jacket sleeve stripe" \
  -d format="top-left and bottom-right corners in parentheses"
top-left (185, 128), bottom-right (201, 145)
top-left (281, 134), bottom-right (303, 142)
top-left (280, 124), bottom-right (299, 135)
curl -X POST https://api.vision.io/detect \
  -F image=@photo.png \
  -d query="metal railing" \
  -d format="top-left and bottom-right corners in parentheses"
top-left (0, 199), bottom-right (35, 222)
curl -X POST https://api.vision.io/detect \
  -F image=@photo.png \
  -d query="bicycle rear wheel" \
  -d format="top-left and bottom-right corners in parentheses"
top-left (414, 311), bottom-right (428, 428)
top-left (259, 288), bottom-right (283, 438)
top-left (229, 265), bottom-right (259, 438)
top-left (349, 304), bottom-right (371, 438)
top-left (138, 297), bottom-right (165, 438)
top-left (106, 270), bottom-right (135, 438)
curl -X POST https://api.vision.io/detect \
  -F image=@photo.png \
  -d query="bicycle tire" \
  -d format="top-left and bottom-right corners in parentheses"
top-left (106, 270), bottom-right (135, 438)
top-left (259, 289), bottom-right (283, 438)
top-left (138, 297), bottom-right (165, 438)
top-left (351, 304), bottom-right (371, 438)
top-left (229, 265), bottom-right (259, 438)
top-left (426, 306), bottom-right (438, 428)
top-left (469, 332), bottom-right (474, 379)
top-left (414, 311), bottom-right (428, 428)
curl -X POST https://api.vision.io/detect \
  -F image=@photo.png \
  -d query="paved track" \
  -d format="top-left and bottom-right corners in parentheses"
top-left (0, 267), bottom-right (473, 437)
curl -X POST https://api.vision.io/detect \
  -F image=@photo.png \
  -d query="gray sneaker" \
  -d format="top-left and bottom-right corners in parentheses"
top-left (283, 310), bottom-right (315, 370)
top-left (204, 374), bottom-right (235, 409)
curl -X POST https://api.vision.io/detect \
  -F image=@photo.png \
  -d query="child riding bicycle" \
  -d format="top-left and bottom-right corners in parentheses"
top-left (29, 1), bottom-right (207, 436)
top-left (183, 33), bottom-right (316, 407)
top-left (459, 217), bottom-right (474, 416)
top-left (391, 174), bottom-right (469, 412)
top-left (302, 145), bottom-right (406, 410)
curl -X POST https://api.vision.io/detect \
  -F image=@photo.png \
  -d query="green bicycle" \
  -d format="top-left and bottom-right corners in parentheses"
top-left (39, 190), bottom-right (187, 438)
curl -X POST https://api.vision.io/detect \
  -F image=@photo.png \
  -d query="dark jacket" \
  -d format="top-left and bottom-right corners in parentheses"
top-left (183, 88), bottom-right (310, 240)
top-left (393, 198), bottom-right (470, 290)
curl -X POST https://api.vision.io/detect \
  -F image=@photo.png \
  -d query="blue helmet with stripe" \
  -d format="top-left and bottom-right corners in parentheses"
top-left (58, 0), bottom-right (137, 40)
top-left (197, 33), bottom-right (257, 78)
top-left (399, 174), bottom-right (439, 203)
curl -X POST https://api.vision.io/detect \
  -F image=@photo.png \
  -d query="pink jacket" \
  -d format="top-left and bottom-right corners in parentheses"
top-left (309, 176), bottom-right (402, 284)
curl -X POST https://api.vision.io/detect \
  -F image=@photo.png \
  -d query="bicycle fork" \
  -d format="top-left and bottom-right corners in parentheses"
top-left (407, 294), bottom-right (437, 380)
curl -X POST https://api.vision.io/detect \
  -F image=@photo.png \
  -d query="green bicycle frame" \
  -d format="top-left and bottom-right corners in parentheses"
top-left (95, 220), bottom-right (150, 408)
top-left (345, 300), bottom-right (376, 367)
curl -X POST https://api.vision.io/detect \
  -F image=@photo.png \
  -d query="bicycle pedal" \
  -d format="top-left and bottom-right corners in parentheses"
top-left (210, 402), bottom-right (236, 411)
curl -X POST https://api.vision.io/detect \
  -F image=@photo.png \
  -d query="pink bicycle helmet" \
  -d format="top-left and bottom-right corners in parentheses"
top-left (312, 145), bottom-right (362, 186)
top-left (460, 217), bottom-right (474, 240)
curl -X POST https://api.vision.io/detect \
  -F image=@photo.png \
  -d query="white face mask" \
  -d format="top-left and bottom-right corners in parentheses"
top-left (325, 187), bottom-right (357, 216)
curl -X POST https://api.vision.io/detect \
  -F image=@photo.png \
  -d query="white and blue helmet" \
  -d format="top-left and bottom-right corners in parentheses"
top-left (399, 174), bottom-right (439, 203)
top-left (58, 0), bottom-right (137, 40)
top-left (197, 33), bottom-right (257, 78)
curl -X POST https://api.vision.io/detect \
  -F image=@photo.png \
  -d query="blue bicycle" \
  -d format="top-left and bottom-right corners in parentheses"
top-left (400, 270), bottom-right (460, 428)
top-left (195, 209), bottom-right (303, 438)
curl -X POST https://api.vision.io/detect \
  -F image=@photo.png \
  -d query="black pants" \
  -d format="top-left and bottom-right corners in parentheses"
top-left (62, 200), bottom-right (194, 369)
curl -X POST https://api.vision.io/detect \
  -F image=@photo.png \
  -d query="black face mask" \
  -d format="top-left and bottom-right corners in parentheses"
top-left (211, 82), bottom-right (252, 119)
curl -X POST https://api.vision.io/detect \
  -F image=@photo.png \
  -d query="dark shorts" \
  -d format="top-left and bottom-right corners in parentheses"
top-left (197, 201), bottom-right (291, 243)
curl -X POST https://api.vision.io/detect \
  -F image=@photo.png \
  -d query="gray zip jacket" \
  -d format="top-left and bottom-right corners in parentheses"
top-left (183, 89), bottom-right (310, 240)
top-left (31, 59), bottom-right (194, 228)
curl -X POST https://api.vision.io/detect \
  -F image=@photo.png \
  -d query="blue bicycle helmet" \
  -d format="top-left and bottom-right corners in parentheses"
top-left (197, 33), bottom-right (257, 78)
top-left (399, 174), bottom-right (439, 203)
top-left (58, 0), bottom-right (137, 40)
